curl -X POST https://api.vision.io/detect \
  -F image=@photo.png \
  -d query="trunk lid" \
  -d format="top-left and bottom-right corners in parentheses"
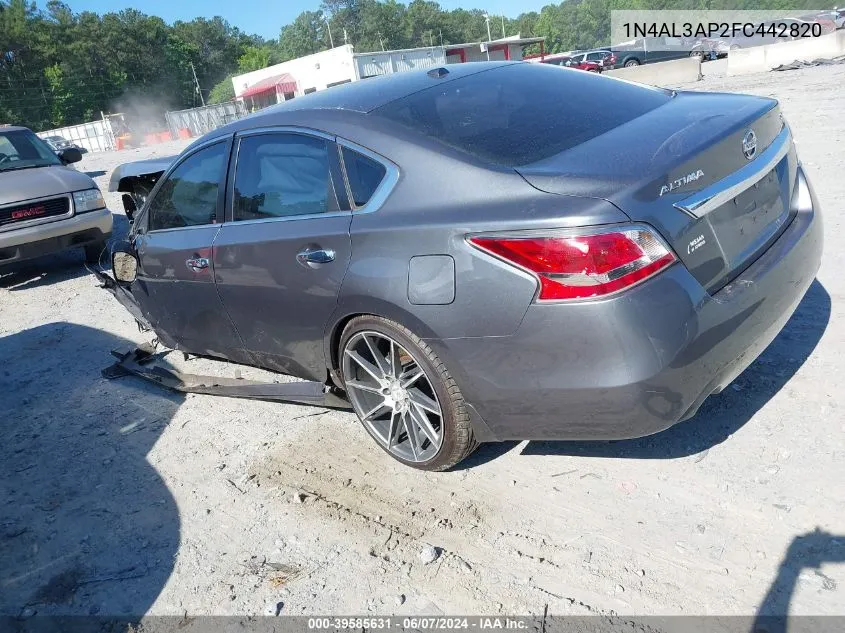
top-left (516, 91), bottom-right (798, 293)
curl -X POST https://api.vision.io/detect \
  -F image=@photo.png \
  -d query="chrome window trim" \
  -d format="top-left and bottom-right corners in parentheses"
top-left (137, 223), bottom-right (223, 236)
top-left (336, 139), bottom-right (400, 215)
top-left (223, 210), bottom-right (352, 228)
top-left (674, 125), bottom-right (792, 219)
top-left (234, 126), bottom-right (335, 142)
top-left (0, 193), bottom-right (74, 233)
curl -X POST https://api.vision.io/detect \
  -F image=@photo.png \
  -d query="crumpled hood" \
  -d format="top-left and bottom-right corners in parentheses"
top-left (0, 165), bottom-right (97, 206)
top-left (109, 156), bottom-right (175, 192)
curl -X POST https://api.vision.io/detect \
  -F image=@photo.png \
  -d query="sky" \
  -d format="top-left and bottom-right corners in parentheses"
top-left (39, 0), bottom-right (549, 40)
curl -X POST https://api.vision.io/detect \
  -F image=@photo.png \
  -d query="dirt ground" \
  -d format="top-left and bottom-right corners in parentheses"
top-left (2, 63), bottom-right (844, 621)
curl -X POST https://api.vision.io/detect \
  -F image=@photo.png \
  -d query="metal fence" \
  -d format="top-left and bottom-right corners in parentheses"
top-left (164, 101), bottom-right (248, 138)
top-left (37, 118), bottom-right (115, 153)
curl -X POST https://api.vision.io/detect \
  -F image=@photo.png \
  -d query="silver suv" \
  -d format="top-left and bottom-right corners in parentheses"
top-left (0, 126), bottom-right (112, 266)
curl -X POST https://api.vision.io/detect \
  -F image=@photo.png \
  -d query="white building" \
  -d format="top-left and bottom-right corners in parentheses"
top-left (232, 37), bottom-right (544, 110)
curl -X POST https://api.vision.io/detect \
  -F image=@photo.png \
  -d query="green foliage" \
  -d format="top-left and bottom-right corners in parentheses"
top-left (0, 0), bottom-right (836, 130)
top-left (238, 46), bottom-right (272, 73)
top-left (208, 75), bottom-right (236, 104)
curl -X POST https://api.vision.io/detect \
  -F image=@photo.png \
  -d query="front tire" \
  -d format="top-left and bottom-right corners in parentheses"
top-left (339, 316), bottom-right (477, 471)
top-left (624, 58), bottom-right (640, 67)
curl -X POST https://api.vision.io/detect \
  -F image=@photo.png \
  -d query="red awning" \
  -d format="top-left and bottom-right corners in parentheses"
top-left (240, 73), bottom-right (298, 98)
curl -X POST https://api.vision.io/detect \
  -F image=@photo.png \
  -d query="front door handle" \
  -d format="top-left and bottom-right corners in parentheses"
top-left (297, 247), bottom-right (336, 266)
top-left (186, 257), bottom-right (209, 272)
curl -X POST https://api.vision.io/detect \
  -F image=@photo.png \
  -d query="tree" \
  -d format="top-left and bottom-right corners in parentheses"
top-left (208, 75), bottom-right (235, 103)
top-left (238, 45), bottom-right (271, 73)
top-left (279, 10), bottom-right (327, 59)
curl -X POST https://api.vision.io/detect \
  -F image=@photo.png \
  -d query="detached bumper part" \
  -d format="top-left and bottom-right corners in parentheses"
top-left (103, 346), bottom-right (351, 411)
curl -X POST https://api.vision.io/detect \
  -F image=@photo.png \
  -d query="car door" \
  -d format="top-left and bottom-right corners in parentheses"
top-left (212, 128), bottom-right (354, 382)
top-left (131, 137), bottom-right (247, 361)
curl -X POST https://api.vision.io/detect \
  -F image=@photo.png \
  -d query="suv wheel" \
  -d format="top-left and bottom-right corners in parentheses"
top-left (339, 316), bottom-right (477, 471)
top-left (624, 58), bottom-right (640, 67)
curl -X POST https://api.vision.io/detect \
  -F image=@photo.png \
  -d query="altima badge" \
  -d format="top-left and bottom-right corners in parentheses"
top-left (659, 169), bottom-right (704, 197)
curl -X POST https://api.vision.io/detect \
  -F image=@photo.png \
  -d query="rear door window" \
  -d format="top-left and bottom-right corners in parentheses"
top-left (341, 147), bottom-right (387, 208)
top-left (373, 63), bottom-right (671, 167)
top-left (233, 133), bottom-right (338, 221)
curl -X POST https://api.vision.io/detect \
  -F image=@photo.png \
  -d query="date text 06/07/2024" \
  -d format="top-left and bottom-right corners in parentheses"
top-left (307, 617), bottom-right (529, 630)
top-left (622, 21), bottom-right (823, 39)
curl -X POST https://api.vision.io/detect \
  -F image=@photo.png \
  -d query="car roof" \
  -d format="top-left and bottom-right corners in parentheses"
top-left (199, 62), bottom-right (520, 145)
top-left (0, 126), bottom-right (32, 133)
top-left (252, 62), bottom-right (516, 116)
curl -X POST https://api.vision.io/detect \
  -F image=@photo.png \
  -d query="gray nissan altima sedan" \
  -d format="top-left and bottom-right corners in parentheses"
top-left (102, 61), bottom-right (823, 470)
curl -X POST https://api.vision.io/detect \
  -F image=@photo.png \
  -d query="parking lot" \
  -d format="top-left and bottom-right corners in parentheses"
top-left (1, 62), bottom-right (844, 619)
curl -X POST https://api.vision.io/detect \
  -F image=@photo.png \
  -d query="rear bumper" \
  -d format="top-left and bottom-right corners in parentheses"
top-left (0, 208), bottom-right (113, 265)
top-left (428, 176), bottom-right (823, 442)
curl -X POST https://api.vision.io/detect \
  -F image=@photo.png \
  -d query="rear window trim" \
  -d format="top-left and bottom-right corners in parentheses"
top-left (335, 138), bottom-right (399, 216)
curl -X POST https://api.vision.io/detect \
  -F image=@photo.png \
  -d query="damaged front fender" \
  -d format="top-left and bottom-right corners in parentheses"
top-left (90, 266), bottom-right (154, 332)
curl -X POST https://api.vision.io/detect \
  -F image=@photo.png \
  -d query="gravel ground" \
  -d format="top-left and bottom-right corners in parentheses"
top-left (1, 64), bottom-right (844, 621)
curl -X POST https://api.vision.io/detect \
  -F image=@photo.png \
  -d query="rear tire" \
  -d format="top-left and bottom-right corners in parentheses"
top-left (624, 58), bottom-right (640, 67)
top-left (339, 315), bottom-right (477, 471)
top-left (84, 240), bottom-right (107, 265)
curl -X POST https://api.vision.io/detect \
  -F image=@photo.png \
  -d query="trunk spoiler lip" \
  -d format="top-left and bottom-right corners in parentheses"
top-left (673, 125), bottom-right (792, 219)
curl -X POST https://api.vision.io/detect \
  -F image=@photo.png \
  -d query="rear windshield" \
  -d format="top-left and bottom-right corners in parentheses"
top-left (372, 64), bottom-right (672, 167)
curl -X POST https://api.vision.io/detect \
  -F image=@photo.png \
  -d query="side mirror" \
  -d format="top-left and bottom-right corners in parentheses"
top-left (112, 242), bottom-right (139, 285)
top-left (58, 147), bottom-right (82, 164)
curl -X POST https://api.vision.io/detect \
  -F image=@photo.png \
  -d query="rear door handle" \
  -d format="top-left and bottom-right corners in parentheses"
top-left (297, 247), bottom-right (336, 266)
top-left (186, 257), bottom-right (209, 272)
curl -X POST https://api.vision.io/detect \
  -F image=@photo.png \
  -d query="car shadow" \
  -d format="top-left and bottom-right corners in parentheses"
top-left (0, 322), bottom-right (183, 620)
top-left (84, 171), bottom-right (107, 178)
top-left (462, 280), bottom-right (830, 467)
top-left (0, 213), bottom-right (127, 291)
top-left (752, 528), bottom-right (845, 633)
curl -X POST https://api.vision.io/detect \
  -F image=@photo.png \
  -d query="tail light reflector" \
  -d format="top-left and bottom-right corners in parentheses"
top-left (468, 227), bottom-right (676, 301)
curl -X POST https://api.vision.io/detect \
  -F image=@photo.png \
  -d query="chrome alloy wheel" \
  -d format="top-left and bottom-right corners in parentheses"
top-left (342, 331), bottom-right (443, 463)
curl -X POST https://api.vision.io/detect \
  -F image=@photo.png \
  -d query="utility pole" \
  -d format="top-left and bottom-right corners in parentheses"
top-left (483, 13), bottom-right (492, 60)
top-left (344, 28), bottom-right (348, 44)
top-left (190, 61), bottom-right (205, 106)
top-left (429, 31), bottom-right (434, 47)
top-left (501, 15), bottom-right (506, 38)
top-left (439, 29), bottom-right (443, 46)
top-left (325, 18), bottom-right (334, 48)
top-left (377, 31), bottom-right (386, 51)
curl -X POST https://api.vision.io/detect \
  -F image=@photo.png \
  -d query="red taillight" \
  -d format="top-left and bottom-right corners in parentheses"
top-left (468, 227), bottom-right (676, 301)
